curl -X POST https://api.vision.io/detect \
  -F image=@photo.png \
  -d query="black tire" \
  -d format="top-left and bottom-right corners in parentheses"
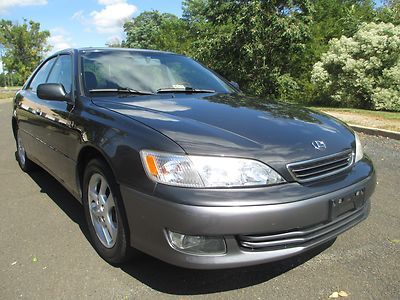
top-left (16, 129), bottom-right (35, 172)
top-left (82, 158), bottom-right (133, 264)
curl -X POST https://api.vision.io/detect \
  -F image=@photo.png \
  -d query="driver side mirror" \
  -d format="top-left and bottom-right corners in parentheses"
top-left (37, 83), bottom-right (70, 102)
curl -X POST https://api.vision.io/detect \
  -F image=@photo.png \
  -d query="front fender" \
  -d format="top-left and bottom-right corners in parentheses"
top-left (73, 100), bottom-right (185, 195)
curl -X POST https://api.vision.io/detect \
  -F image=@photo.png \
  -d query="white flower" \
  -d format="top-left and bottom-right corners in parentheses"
top-left (312, 22), bottom-right (400, 111)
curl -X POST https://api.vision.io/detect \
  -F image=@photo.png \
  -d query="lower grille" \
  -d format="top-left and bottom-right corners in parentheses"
top-left (237, 207), bottom-right (365, 251)
top-left (287, 150), bottom-right (354, 183)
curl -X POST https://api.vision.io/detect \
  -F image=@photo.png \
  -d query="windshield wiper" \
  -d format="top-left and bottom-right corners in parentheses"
top-left (156, 87), bottom-right (215, 94)
top-left (89, 88), bottom-right (154, 95)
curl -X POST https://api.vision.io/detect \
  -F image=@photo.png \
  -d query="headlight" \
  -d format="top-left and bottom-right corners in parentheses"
top-left (140, 150), bottom-right (285, 188)
top-left (355, 132), bottom-right (364, 162)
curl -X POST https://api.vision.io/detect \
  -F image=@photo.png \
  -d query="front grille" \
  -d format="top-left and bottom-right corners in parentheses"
top-left (287, 150), bottom-right (354, 183)
top-left (237, 207), bottom-right (364, 251)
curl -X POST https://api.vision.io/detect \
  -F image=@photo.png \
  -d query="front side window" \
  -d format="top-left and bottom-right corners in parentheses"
top-left (80, 50), bottom-right (235, 95)
top-left (47, 55), bottom-right (72, 94)
top-left (28, 57), bottom-right (57, 92)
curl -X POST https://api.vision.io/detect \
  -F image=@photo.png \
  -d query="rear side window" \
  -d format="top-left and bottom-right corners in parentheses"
top-left (28, 57), bottom-right (57, 92)
top-left (47, 55), bottom-right (72, 94)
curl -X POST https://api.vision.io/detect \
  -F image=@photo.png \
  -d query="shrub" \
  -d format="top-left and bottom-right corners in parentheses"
top-left (311, 22), bottom-right (400, 111)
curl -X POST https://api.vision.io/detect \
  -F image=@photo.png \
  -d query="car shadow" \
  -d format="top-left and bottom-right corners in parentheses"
top-left (26, 164), bottom-right (90, 241)
top-left (119, 240), bottom-right (334, 295)
top-left (25, 160), bottom-right (335, 296)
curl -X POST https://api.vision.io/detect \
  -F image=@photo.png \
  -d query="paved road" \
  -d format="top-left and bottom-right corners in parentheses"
top-left (0, 99), bottom-right (399, 299)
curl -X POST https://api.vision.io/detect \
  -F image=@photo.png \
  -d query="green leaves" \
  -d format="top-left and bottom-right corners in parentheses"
top-left (123, 11), bottom-right (191, 55)
top-left (388, 238), bottom-right (400, 244)
top-left (0, 19), bottom-right (50, 85)
top-left (312, 22), bottom-right (400, 111)
top-left (183, 0), bottom-right (313, 100)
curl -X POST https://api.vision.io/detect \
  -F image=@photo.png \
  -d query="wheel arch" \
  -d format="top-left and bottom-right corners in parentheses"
top-left (78, 145), bottom-right (135, 262)
top-left (76, 144), bottom-right (116, 202)
top-left (11, 117), bottom-right (17, 140)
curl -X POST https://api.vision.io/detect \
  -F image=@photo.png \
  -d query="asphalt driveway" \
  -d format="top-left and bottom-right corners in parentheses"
top-left (0, 99), bottom-right (399, 299)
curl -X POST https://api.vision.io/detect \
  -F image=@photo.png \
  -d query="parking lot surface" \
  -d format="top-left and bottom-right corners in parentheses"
top-left (0, 99), bottom-right (399, 299)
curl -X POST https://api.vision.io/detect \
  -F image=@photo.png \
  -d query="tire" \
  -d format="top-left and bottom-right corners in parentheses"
top-left (16, 129), bottom-right (35, 172)
top-left (82, 158), bottom-right (133, 264)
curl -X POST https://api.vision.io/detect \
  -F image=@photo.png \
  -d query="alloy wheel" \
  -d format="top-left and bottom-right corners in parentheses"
top-left (17, 135), bottom-right (26, 166)
top-left (87, 173), bottom-right (118, 248)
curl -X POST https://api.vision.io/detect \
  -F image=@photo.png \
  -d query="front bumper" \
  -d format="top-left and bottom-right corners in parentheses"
top-left (120, 159), bottom-right (376, 269)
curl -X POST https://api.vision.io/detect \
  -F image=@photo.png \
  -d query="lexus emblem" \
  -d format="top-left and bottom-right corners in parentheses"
top-left (312, 140), bottom-right (326, 150)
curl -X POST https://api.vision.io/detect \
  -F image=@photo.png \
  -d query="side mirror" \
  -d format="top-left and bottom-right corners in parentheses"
top-left (230, 81), bottom-right (240, 90)
top-left (37, 83), bottom-right (70, 102)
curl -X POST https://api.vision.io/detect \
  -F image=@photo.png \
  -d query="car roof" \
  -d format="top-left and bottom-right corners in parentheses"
top-left (50, 47), bottom-right (177, 56)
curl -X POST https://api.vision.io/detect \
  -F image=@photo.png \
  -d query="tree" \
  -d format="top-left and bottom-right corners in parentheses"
top-left (376, 0), bottom-right (400, 25)
top-left (0, 72), bottom-right (19, 87)
top-left (106, 37), bottom-right (123, 48)
top-left (0, 19), bottom-right (51, 85)
top-left (153, 16), bottom-right (192, 54)
top-left (305, 0), bottom-right (375, 59)
top-left (182, 0), bottom-right (314, 101)
top-left (311, 22), bottom-right (400, 111)
top-left (294, 0), bottom-right (376, 104)
top-left (123, 11), bottom-right (191, 54)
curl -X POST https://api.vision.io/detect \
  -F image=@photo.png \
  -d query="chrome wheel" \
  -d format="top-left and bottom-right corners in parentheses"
top-left (88, 173), bottom-right (118, 248)
top-left (17, 135), bottom-right (26, 166)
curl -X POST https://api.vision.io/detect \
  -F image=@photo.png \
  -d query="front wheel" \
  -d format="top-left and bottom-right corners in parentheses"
top-left (82, 158), bottom-right (133, 264)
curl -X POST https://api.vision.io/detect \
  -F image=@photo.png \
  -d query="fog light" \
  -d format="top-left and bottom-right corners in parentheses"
top-left (167, 230), bottom-right (226, 255)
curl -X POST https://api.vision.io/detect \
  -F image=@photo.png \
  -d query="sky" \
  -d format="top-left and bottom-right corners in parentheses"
top-left (0, 0), bottom-right (183, 53)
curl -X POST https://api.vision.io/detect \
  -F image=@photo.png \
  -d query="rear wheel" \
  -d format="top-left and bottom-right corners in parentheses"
top-left (82, 158), bottom-right (133, 264)
top-left (16, 130), bottom-right (35, 172)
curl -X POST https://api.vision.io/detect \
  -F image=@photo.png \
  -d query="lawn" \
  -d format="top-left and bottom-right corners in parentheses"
top-left (0, 87), bottom-right (20, 100)
top-left (308, 107), bottom-right (400, 132)
top-left (0, 91), bottom-right (16, 100)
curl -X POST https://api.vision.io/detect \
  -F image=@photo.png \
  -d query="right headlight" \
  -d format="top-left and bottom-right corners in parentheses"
top-left (355, 132), bottom-right (364, 163)
top-left (140, 150), bottom-right (285, 188)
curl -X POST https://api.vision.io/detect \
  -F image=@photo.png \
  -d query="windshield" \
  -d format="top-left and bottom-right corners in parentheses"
top-left (80, 50), bottom-right (236, 95)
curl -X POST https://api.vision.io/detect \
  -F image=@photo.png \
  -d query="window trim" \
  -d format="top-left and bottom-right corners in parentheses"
top-left (26, 55), bottom-right (58, 92)
top-left (46, 54), bottom-right (73, 96)
top-left (26, 51), bottom-right (75, 103)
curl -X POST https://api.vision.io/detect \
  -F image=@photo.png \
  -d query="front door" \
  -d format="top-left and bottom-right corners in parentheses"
top-left (34, 54), bottom-right (78, 190)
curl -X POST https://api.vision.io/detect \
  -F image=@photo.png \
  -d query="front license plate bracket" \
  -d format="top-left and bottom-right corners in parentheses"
top-left (329, 188), bottom-right (365, 221)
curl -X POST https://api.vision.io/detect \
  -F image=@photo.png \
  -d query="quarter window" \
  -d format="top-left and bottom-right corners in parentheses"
top-left (47, 55), bottom-right (72, 94)
top-left (28, 57), bottom-right (57, 92)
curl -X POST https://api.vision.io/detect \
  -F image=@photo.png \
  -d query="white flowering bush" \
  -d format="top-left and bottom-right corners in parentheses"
top-left (311, 22), bottom-right (400, 111)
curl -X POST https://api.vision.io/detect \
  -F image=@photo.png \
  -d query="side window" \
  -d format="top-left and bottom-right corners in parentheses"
top-left (28, 57), bottom-right (57, 92)
top-left (47, 55), bottom-right (72, 94)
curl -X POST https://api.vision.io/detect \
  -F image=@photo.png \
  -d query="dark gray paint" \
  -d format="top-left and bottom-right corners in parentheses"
top-left (12, 48), bottom-right (376, 269)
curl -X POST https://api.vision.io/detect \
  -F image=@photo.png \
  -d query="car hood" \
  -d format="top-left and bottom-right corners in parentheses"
top-left (92, 93), bottom-right (355, 165)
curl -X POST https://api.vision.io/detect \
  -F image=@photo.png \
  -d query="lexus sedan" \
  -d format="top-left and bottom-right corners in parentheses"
top-left (12, 48), bottom-right (376, 269)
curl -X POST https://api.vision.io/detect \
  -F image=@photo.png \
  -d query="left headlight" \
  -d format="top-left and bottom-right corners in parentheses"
top-left (355, 132), bottom-right (364, 163)
top-left (140, 150), bottom-right (285, 188)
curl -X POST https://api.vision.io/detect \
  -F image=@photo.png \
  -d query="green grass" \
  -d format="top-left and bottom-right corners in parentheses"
top-left (0, 91), bottom-right (16, 100)
top-left (0, 86), bottom-right (21, 89)
top-left (308, 106), bottom-right (400, 120)
top-left (0, 86), bottom-right (20, 100)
